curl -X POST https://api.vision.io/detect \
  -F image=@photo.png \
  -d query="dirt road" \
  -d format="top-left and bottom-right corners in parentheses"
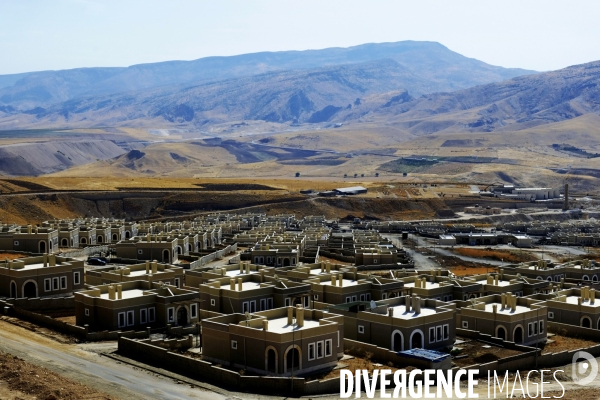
top-left (0, 319), bottom-right (226, 400)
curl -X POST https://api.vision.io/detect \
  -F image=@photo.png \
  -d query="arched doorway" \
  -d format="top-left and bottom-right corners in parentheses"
top-left (177, 307), bottom-right (188, 326)
top-left (112, 233), bottom-right (118, 241)
top-left (125, 231), bottom-right (131, 239)
top-left (391, 330), bottom-right (403, 352)
top-left (283, 258), bottom-right (291, 267)
top-left (10, 281), bottom-right (17, 298)
top-left (410, 330), bottom-right (424, 349)
top-left (176, 246), bottom-right (182, 255)
top-left (23, 281), bottom-right (37, 298)
top-left (582, 316), bottom-right (592, 328)
top-left (61, 238), bottom-right (68, 247)
top-left (513, 326), bottom-right (523, 343)
top-left (496, 326), bottom-right (507, 340)
top-left (81, 237), bottom-right (87, 245)
top-left (97, 235), bottom-right (103, 243)
top-left (39, 241), bottom-right (46, 253)
top-left (163, 250), bottom-right (170, 263)
top-left (285, 346), bottom-right (300, 374)
top-left (266, 347), bottom-right (278, 374)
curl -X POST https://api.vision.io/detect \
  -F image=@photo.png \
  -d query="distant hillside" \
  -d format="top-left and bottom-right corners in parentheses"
top-left (325, 60), bottom-right (600, 135)
top-left (0, 41), bottom-right (533, 111)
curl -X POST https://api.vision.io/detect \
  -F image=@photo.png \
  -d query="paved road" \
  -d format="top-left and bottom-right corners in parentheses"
top-left (0, 320), bottom-right (226, 400)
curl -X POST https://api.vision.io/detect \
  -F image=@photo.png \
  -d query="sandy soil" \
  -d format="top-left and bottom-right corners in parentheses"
top-left (0, 351), bottom-right (115, 400)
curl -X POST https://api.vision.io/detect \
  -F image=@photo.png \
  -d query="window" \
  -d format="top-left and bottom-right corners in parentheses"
top-left (174, 278), bottom-right (180, 288)
top-left (539, 320), bottom-right (544, 334)
top-left (443, 324), bottom-right (449, 340)
top-left (462, 321), bottom-right (468, 329)
top-left (548, 311), bottom-right (554, 319)
top-left (374, 259), bottom-right (378, 264)
top-left (308, 343), bottom-right (315, 360)
top-left (324, 339), bottom-right (332, 357)
top-left (317, 341), bottom-right (324, 358)
top-left (382, 293), bottom-right (388, 300)
top-left (140, 309), bottom-right (147, 324)
top-left (358, 325), bottom-right (365, 334)
top-left (250, 301), bottom-right (256, 313)
top-left (267, 298), bottom-right (273, 309)
top-left (345, 297), bottom-right (351, 303)
top-left (242, 302), bottom-right (249, 313)
top-left (44, 279), bottom-right (51, 292)
top-left (73, 272), bottom-right (80, 285)
top-left (85, 308), bottom-right (90, 316)
top-left (148, 307), bottom-right (155, 322)
top-left (429, 327), bottom-right (436, 343)
top-left (366, 294), bottom-right (371, 301)
top-left (304, 297), bottom-right (309, 307)
top-left (118, 312), bottom-right (126, 328)
top-left (436, 326), bottom-right (443, 342)
top-left (13, 240), bottom-right (19, 246)
top-left (285, 298), bottom-right (291, 307)
top-left (313, 294), bottom-right (319, 301)
top-left (167, 307), bottom-right (174, 323)
top-left (60, 276), bottom-right (67, 289)
top-left (127, 310), bottom-right (134, 326)
top-left (52, 277), bottom-right (59, 290)
top-left (534, 321), bottom-right (538, 335)
top-left (138, 249), bottom-right (144, 254)
top-left (190, 304), bottom-right (197, 319)
top-left (360, 294), bottom-right (365, 301)
top-left (260, 299), bottom-right (266, 311)
top-left (231, 340), bottom-right (238, 349)
top-left (211, 299), bottom-right (216, 307)
top-left (352, 295), bottom-right (357, 302)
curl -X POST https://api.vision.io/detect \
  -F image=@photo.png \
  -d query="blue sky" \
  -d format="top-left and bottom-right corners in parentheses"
top-left (1, 0), bottom-right (598, 75)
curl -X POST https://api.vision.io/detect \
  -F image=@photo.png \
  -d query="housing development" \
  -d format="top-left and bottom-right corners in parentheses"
top-left (1, 206), bottom-right (599, 397)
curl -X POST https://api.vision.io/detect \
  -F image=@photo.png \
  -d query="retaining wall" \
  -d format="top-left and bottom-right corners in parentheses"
top-left (189, 244), bottom-right (238, 269)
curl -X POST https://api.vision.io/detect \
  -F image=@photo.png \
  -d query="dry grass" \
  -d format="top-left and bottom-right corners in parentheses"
top-left (0, 253), bottom-right (29, 260)
top-left (541, 334), bottom-right (600, 355)
top-left (453, 248), bottom-right (538, 263)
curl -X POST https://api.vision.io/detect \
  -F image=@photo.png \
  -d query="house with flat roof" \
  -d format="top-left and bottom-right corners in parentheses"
top-left (539, 287), bottom-right (600, 329)
top-left (114, 235), bottom-right (178, 263)
top-left (326, 295), bottom-right (456, 352)
top-left (86, 261), bottom-right (184, 288)
top-left (199, 273), bottom-right (312, 314)
top-left (0, 254), bottom-right (84, 298)
top-left (202, 306), bottom-right (344, 376)
top-left (461, 272), bottom-right (552, 297)
top-left (0, 225), bottom-right (58, 254)
top-left (503, 260), bottom-right (600, 284)
top-left (185, 262), bottom-right (274, 287)
top-left (457, 293), bottom-right (547, 345)
top-left (74, 281), bottom-right (200, 331)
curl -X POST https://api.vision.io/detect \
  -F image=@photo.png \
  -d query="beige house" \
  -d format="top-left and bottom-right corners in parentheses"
top-left (0, 225), bottom-right (58, 254)
top-left (0, 255), bottom-right (84, 298)
top-left (457, 293), bottom-right (547, 345)
top-left (542, 287), bottom-right (600, 329)
top-left (202, 306), bottom-right (344, 376)
top-left (115, 235), bottom-right (178, 263)
top-left (326, 295), bottom-right (456, 352)
top-left (75, 281), bottom-right (200, 331)
top-left (86, 261), bottom-right (184, 288)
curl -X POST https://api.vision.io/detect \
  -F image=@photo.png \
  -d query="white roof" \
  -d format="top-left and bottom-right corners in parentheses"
top-left (335, 186), bottom-right (367, 192)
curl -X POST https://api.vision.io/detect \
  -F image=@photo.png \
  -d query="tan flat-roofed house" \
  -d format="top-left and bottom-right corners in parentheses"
top-left (0, 254), bottom-right (84, 298)
top-left (86, 261), bottom-right (184, 288)
top-left (202, 306), bottom-right (344, 376)
top-left (75, 281), bottom-right (200, 331)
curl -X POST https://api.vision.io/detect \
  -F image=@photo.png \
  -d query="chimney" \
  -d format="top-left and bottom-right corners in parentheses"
top-left (230, 279), bottom-right (235, 290)
top-left (145, 261), bottom-right (149, 274)
top-left (338, 274), bottom-right (343, 287)
top-left (501, 293), bottom-right (506, 310)
top-left (405, 295), bottom-right (411, 312)
top-left (493, 304), bottom-right (497, 314)
top-left (239, 263), bottom-right (244, 273)
top-left (27, 225), bottom-right (32, 234)
top-left (415, 278), bottom-right (421, 289)
top-left (237, 278), bottom-right (243, 292)
top-left (262, 320), bottom-right (268, 331)
top-left (220, 267), bottom-right (226, 276)
top-left (388, 307), bottom-right (394, 317)
top-left (117, 285), bottom-right (122, 299)
top-left (331, 275), bottom-right (336, 286)
top-left (487, 275), bottom-right (493, 285)
top-left (108, 285), bottom-right (116, 300)
top-left (8, 260), bottom-right (13, 270)
top-left (321, 262), bottom-right (324, 272)
top-left (511, 295), bottom-right (516, 312)
top-left (560, 277), bottom-right (564, 289)
top-left (287, 306), bottom-right (294, 325)
top-left (152, 261), bottom-right (158, 274)
top-left (43, 254), bottom-right (48, 267)
top-left (494, 275), bottom-right (499, 286)
top-left (296, 305), bottom-right (304, 327)
top-left (414, 297), bottom-right (421, 314)
top-left (590, 289), bottom-right (596, 304)
top-left (578, 297), bottom-right (582, 306)
top-left (49, 255), bottom-right (56, 267)
top-left (500, 268), bottom-right (504, 280)
top-left (246, 262), bottom-right (251, 274)
top-left (326, 262), bottom-right (331, 273)
top-left (422, 277), bottom-right (427, 287)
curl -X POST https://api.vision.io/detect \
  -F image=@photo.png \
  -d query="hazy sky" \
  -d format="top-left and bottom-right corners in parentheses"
top-left (1, 0), bottom-right (599, 75)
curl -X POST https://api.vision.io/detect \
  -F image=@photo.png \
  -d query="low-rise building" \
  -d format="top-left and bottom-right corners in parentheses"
top-left (305, 271), bottom-right (403, 304)
top-left (202, 306), bottom-right (344, 376)
top-left (542, 287), bottom-right (600, 329)
top-left (86, 261), bottom-right (184, 288)
top-left (0, 254), bottom-right (84, 298)
top-left (0, 225), bottom-right (58, 254)
top-left (74, 281), bottom-right (200, 331)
